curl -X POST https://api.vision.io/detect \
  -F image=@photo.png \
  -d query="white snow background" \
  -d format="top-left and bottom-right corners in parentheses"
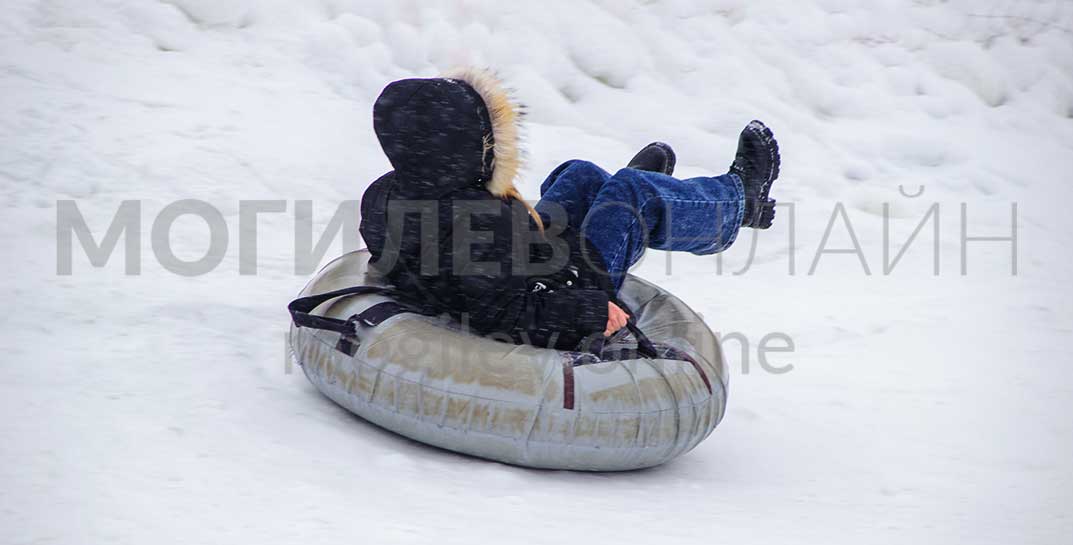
top-left (2, 0), bottom-right (1072, 543)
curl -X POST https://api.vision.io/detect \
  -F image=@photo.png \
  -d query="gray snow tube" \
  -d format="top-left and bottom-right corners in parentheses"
top-left (288, 250), bottom-right (728, 471)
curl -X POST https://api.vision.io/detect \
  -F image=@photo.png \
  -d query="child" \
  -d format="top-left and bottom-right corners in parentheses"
top-left (360, 68), bottom-right (779, 351)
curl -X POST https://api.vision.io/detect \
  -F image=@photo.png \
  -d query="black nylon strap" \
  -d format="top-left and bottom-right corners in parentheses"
top-left (610, 294), bottom-right (659, 359)
top-left (288, 286), bottom-right (399, 334)
top-left (626, 320), bottom-right (659, 359)
top-left (355, 301), bottom-right (417, 327)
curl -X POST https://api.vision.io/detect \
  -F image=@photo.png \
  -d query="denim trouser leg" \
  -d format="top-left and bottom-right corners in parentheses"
top-left (536, 160), bottom-right (745, 292)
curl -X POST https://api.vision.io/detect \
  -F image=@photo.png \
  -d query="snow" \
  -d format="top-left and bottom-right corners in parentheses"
top-left (3, 0), bottom-right (1072, 543)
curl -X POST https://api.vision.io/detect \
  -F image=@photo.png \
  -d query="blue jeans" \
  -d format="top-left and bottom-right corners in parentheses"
top-left (536, 160), bottom-right (745, 292)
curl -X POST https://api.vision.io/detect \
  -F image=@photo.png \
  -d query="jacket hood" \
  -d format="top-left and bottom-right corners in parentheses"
top-left (373, 67), bottom-right (523, 198)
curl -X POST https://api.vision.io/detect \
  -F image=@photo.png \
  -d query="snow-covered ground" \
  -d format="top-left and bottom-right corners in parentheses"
top-left (3, 0), bottom-right (1072, 543)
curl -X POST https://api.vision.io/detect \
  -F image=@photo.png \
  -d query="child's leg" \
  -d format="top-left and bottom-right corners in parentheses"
top-left (582, 168), bottom-right (745, 290)
top-left (535, 160), bottom-right (612, 231)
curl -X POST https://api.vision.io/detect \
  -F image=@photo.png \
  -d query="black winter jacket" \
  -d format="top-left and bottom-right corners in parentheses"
top-left (359, 69), bottom-right (611, 351)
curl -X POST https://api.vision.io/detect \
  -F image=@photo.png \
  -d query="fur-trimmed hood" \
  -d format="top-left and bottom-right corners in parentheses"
top-left (372, 68), bottom-right (523, 198)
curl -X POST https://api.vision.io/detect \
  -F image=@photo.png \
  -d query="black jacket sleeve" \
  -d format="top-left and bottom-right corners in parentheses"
top-left (514, 287), bottom-right (609, 341)
top-left (460, 277), bottom-right (609, 350)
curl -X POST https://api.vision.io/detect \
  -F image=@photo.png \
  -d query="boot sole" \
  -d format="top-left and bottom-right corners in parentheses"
top-left (744, 120), bottom-right (780, 201)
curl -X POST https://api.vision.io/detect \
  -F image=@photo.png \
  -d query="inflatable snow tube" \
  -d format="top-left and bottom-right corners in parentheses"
top-left (288, 250), bottom-right (728, 471)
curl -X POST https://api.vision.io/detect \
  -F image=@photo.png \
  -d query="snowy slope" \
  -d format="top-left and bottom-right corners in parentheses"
top-left (2, 0), bottom-right (1072, 543)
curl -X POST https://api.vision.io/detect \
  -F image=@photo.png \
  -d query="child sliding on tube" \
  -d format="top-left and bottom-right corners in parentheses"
top-left (359, 68), bottom-right (780, 352)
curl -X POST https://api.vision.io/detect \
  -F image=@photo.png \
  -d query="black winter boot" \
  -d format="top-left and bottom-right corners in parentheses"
top-left (627, 142), bottom-right (676, 176)
top-left (729, 120), bottom-right (780, 229)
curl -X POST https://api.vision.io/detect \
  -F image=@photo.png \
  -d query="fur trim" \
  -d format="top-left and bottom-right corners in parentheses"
top-left (442, 67), bottom-right (523, 198)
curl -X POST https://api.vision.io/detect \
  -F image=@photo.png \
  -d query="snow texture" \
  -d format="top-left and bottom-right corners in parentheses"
top-left (2, 0), bottom-right (1072, 543)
